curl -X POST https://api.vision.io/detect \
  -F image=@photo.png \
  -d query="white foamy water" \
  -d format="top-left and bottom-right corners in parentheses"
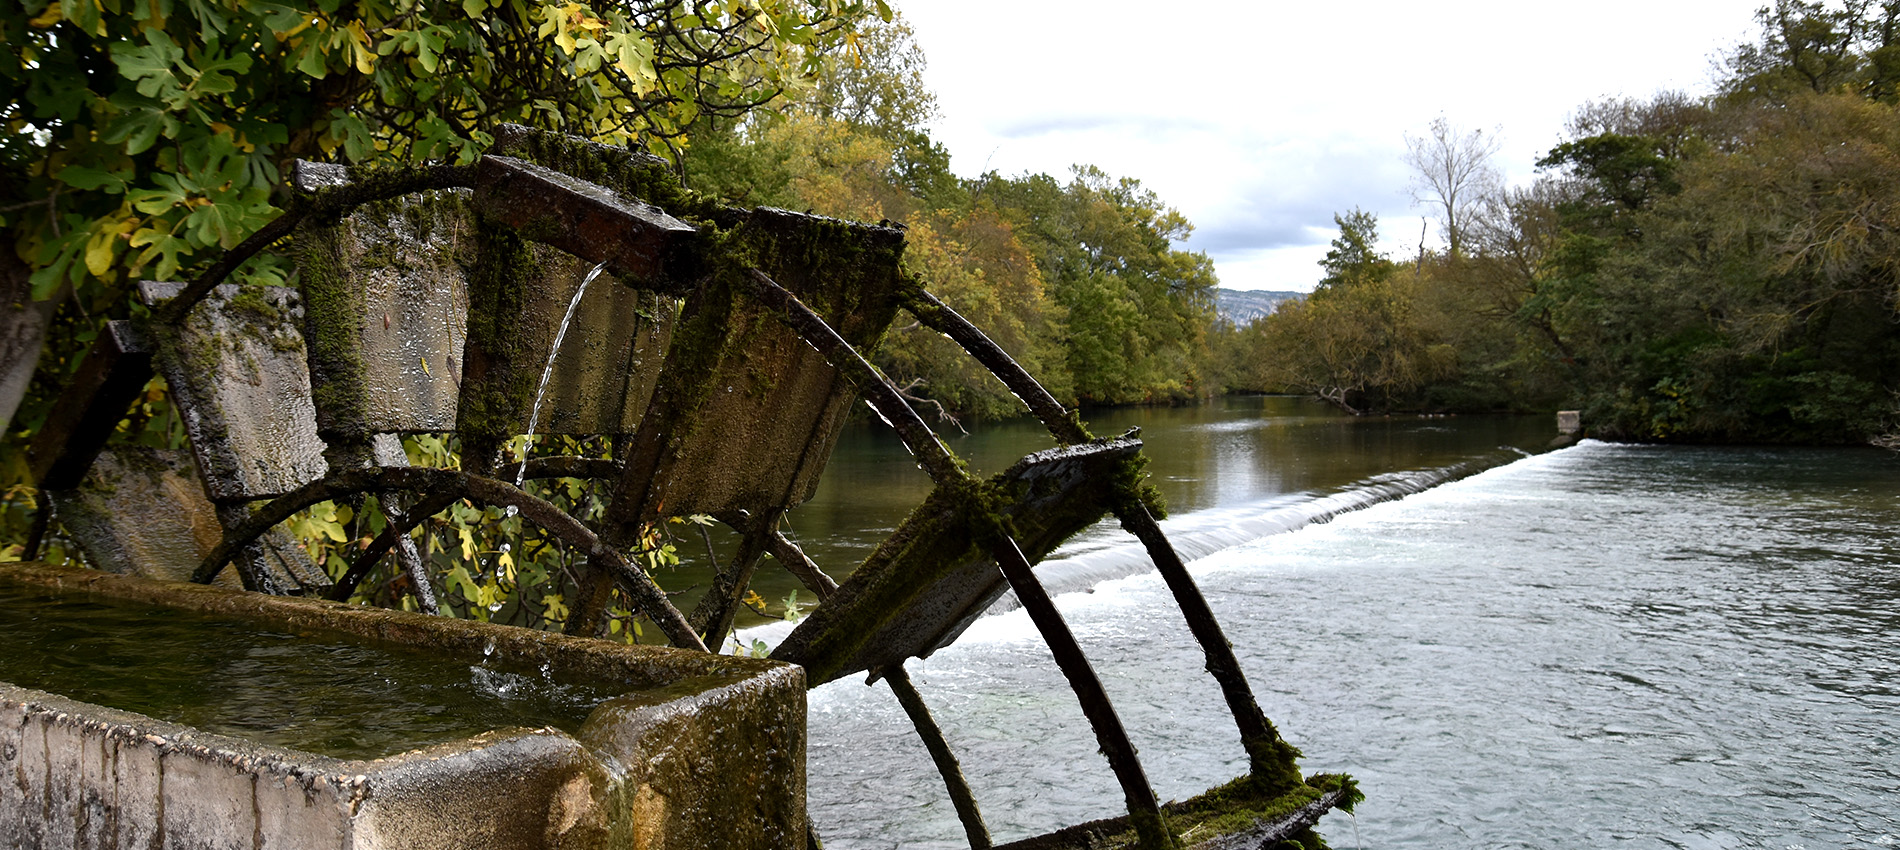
top-left (799, 441), bottom-right (1900, 849)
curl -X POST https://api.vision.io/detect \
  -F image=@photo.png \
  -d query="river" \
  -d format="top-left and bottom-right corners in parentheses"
top-left (751, 397), bottom-right (1900, 849)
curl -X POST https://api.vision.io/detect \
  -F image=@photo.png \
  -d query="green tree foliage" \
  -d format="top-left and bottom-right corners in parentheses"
top-left (1232, 1), bottom-right (1900, 444)
top-left (1723, 0), bottom-right (1900, 102)
top-left (801, 10), bottom-right (936, 140)
top-left (888, 205), bottom-right (1069, 420)
top-left (684, 102), bottom-right (1068, 422)
top-left (1241, 211), bottom-right (1449, 414)
top-left (978, 166), bottom-right (1218, 405)
top-left (1551, 90), bottom-right (1900, 441)
top-left (1317, 208), bottom-right (1393, 290)
top-left (1, 0), bottom-right (886, 440)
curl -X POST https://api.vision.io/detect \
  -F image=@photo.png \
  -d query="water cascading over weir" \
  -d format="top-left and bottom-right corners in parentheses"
top-left (8, 125), bottom-right (1357, 849)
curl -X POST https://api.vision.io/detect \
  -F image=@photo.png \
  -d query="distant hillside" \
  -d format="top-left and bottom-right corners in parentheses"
top-left (1214, 288), bottom-right (1304, 325)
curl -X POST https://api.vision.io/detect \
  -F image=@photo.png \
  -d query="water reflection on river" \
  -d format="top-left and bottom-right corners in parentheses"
top-left (753, 396), bottom-right (1552, 604)
top-left (781, 401), bottom-right (1900, 849)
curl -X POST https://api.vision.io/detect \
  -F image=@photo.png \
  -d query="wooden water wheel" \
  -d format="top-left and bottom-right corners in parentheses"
top-left (24, 126), bottom-right (1356, 849)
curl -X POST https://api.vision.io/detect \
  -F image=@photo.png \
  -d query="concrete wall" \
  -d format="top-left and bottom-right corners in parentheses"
top-left (0, 563), bottom-right (806, 849)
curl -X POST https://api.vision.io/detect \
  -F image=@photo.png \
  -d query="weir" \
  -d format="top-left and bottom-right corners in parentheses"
top-left (1000, 448), bottom-right (1541, 611)
top-left (14, 126), bottom-right (1355, 848)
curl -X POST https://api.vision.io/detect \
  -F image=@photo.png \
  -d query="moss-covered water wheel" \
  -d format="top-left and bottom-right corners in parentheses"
top-left (26, 126), bottom-right (1358, 849)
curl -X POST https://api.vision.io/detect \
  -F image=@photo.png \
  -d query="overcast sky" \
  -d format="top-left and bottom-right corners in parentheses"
top-left (894, 1), bottom-right (1767, 292)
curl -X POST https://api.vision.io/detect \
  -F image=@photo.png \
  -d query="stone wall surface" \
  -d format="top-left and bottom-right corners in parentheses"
top-left (2, 688), bottom-right (364, 850)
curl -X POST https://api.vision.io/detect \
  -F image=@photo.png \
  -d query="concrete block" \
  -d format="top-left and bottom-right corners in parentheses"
top-left (475, 156), bottom-right (696, 288)
top-left (356, 729), bottom-right (598, 850)
top-left (0, 703), bottom-right (24, 847)
top-left (108, 731), bottom-right (161, 850)
top-left (160, 745), bottom-right (258, 850)
top-left (583, 664), bottom-right (808, 850)
top-left (612, 209), bottom-right (906, 524)
top-left (293, 171), bottom-right (678, 445)
top-left (38, 720), bottom-right (83, 848)
top-left (13, 708), bottom-right (47, 850)
top-left (293, 190), bottom-right (473, 437)
top-left (527, 262), bottom-right (676, 437)
top-left (50, 446), bottom-right (241, 586)
top-left (459, 244), bottom-right (678, 442)
top-left (71, 722), bottom-right (115, 847)
top-left (0, 563), bottom-right (808, 850)
top-left (139, 281), bottom-right (328, 501)
top-left (254, 770), bottom-right (350, 850)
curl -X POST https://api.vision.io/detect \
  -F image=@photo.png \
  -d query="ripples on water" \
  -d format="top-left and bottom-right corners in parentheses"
top-left (800, 441), bottom-right (1900, 849)
top-left (0, 592), bottom-right (621, 759)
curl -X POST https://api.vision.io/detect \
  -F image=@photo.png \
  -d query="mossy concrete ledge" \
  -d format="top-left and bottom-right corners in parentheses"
top-left (0, 561), bottom-right (807, 849)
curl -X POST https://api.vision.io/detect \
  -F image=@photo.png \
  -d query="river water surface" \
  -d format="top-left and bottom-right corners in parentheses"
top-left (767, 398), bottom-right (1899, 849)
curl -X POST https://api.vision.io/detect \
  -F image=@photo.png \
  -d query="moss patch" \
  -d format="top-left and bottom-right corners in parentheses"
top-left (489, 123), bottom-right (722, 224)
top-left (998, 773), bottom-right (1362, 850)
top-left (456, 222), bottom-right (547, 455)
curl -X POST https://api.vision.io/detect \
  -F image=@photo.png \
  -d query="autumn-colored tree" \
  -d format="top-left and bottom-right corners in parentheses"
top-left (685, 12), bottom-right (1209, 416)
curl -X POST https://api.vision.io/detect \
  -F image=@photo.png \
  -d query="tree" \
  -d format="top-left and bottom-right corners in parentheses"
top-left (1238, 7), bottom-right (1900, 440)
top-left (1403, 116), bottom-right (1502, 259)
top-left (1518, 88), bottom-right (1900, 443)
top-left (686, 12), bottom-right (1218, 414)
top-left (983, 166), bottom-right (1219, 404)
top-left (0, 0), bottom-right (885, 442)
top-left (1723, 0), bottom-right (1900, 103)
top-left (1249, 211), bottom-right (1446, 414)
top-left (678, 24), bottom-right (1065, 422)
top-left (1317, 208), bottom-right (1393, 290)
top-left (800, 12), bottom-right (937, 141)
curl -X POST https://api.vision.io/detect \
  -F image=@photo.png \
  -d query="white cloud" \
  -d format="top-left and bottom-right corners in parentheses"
top-left (897, 0), bottom-right (1761, 292)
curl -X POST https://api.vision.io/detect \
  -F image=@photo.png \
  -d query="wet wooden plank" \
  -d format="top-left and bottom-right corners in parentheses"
top-left (772, 437), bottom-right (1143, 686)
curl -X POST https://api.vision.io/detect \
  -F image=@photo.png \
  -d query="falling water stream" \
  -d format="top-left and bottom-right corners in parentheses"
top-left (512, 262), bottom-right (608, 491)
top-left (728, 400), bottom-right (1898, 849)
